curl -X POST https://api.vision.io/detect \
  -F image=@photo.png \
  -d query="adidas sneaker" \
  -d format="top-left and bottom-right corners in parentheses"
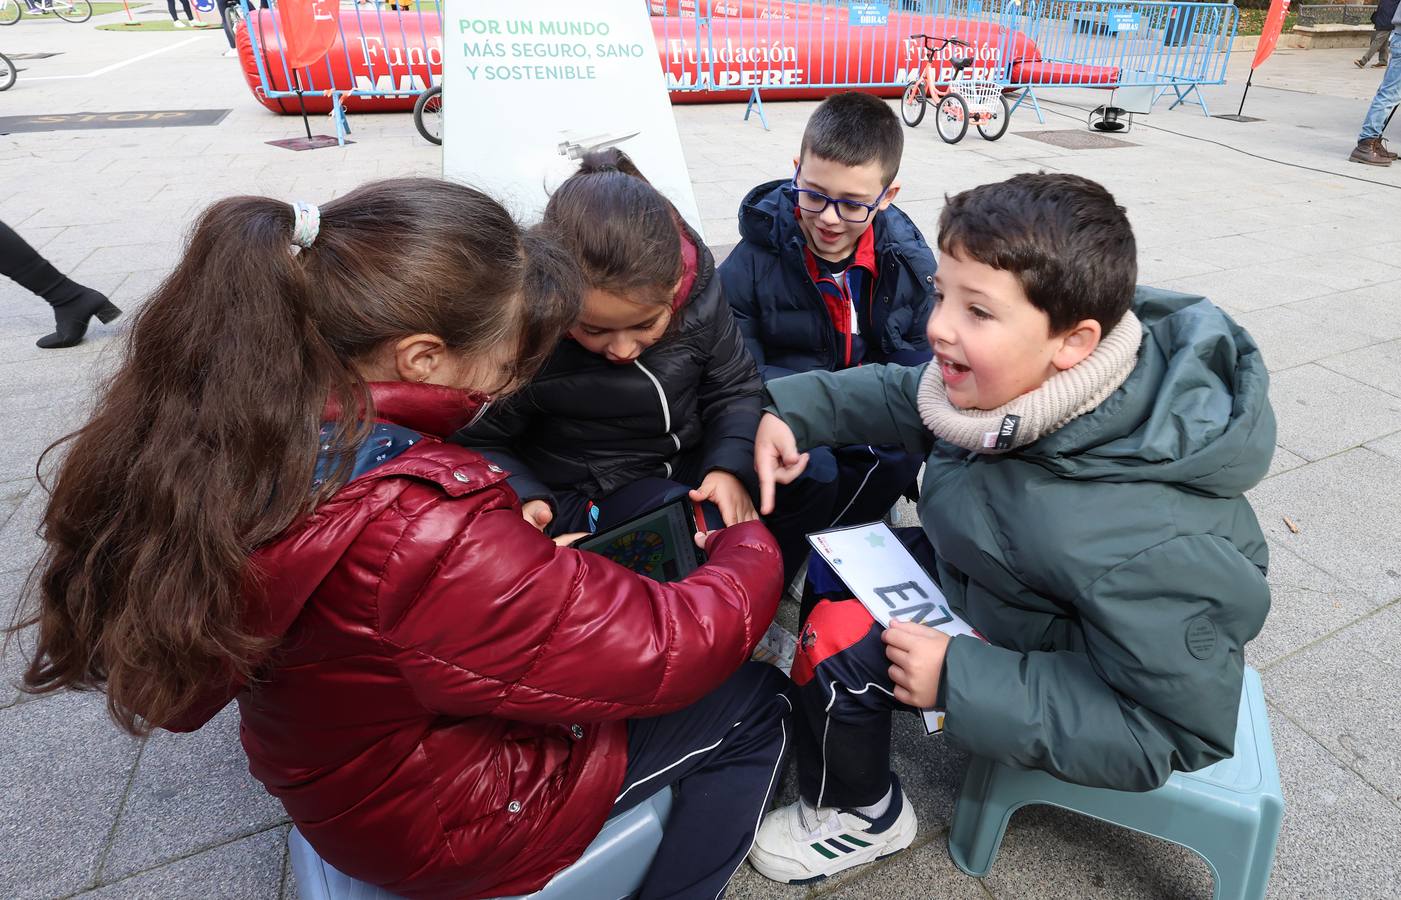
top-left (748, 774), bottom-right (917, 883)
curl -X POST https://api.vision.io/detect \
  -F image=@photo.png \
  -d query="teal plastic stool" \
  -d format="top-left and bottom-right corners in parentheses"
top-left (948, 667), bottom-right (1282, 900)
top-left (288, 788), bottom-right (673, 900)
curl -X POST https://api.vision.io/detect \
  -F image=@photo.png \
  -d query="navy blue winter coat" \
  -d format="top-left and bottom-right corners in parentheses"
top-left (718, 179), bottom-right (938, 381)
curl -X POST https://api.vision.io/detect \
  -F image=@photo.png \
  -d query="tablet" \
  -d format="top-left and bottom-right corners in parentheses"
top-left (573, 497), bottom-right (706, 583)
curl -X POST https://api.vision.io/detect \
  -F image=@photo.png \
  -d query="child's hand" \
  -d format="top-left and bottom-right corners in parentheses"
top-left (521, 500), bottom-right (554, 532)
top-left (690, 471), bottom-right (758, 527)
top-left (882, 619), bottom-right (951, 709)
top-left (553, 532), bottom-right (589, 547)
top-left (754, 413), bottom-right (809, 515)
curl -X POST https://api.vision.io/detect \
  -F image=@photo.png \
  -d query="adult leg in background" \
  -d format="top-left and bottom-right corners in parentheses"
top-left (0, 219), bottom-right (120, 349)
top-left (1359, 30), bottom-right (1388, 67)
top-left (614, 661), bottom-right (793, 899)
top-left (1357, 33), bottom-right (1401, 143)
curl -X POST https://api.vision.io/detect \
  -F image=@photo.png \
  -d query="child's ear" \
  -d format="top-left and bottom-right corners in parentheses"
top-left (879, 179), bottom-right (901, 210)
top-left (394, 333), bottom-right (450, 383)
top-left (1051, 319), bottom-right (1102, 371)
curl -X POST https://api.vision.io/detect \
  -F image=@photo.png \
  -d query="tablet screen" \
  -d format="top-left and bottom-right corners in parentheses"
top-left (573, 499), bottom-right (703, 583)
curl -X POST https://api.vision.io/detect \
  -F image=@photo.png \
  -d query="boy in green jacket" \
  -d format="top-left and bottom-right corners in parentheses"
top-left (747, 173), bottom-right (1275, 884)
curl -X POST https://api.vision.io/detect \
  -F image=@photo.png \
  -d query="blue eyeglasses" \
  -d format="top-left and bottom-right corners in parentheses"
top-left (788, 164), bottom-right (890, 224)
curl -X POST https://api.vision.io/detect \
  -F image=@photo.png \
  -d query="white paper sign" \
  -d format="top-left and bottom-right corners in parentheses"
top-left (808, 522), bottom-right (981, 734)
top-left (442, 0), bottom-right (703, 233)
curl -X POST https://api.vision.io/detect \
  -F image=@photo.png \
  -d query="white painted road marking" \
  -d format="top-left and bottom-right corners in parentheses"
top-left (28, 36), bottom-right (205, 81)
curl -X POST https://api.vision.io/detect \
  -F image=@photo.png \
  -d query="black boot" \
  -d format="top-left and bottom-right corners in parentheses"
top-left (0, 220), bottom-right (123, 349)
top-left (37, 286), bottom-right (123, 349)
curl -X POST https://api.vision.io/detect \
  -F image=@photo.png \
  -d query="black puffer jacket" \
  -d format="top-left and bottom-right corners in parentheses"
top-left (453, 230), bottom-right (762, 503)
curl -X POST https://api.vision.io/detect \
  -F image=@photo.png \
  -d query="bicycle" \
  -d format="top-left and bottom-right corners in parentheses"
top-left (413, 84), bottom-right (441, 145)
top-left (900, 34), bottom-right (1010, 144)
top-left (0, 0), bottom-right (93, 24)
top-left (220, 0), bottom-right (245, 48)
top-left (0, 50), bottom-right (14, 91)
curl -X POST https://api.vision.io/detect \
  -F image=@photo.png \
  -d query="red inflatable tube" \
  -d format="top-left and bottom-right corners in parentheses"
top-left (236, 9), bottom-right (1116, 115)
top-left (657, 13), bottom-right (1041, 103)
top-left (236, 9), bottom-right (435, 113)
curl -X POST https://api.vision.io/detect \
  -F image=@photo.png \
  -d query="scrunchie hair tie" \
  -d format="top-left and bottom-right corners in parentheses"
top-left (290, 201), bottom-right (320, 250)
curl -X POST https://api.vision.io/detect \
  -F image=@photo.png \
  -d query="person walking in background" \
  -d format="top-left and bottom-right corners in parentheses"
top-left (1350, 0), bottom-right (1401, 165)
top-left (0, 219), bottom-right (121, 349)
top-left (1356, 0), bottom-right (1398, 68)
top-left (167, 0), bottom-right (198, 27)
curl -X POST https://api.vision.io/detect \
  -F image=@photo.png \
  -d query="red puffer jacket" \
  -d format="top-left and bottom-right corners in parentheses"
top-left (164, 382), bottom-right (784, 899)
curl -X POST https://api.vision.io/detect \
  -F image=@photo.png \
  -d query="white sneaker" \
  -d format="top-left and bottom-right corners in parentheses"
top-left (172, 19), bottom-right (187, 26)
top-left (748, 776), bottom-right (917, 883)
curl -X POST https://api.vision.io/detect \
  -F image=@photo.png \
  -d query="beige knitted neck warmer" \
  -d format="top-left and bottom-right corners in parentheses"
top-left (917, 309), bottom-right (1143, 454)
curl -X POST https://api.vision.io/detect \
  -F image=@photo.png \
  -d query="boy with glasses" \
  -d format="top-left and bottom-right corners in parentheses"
top-left (719, 92), bottom-right (937, 577)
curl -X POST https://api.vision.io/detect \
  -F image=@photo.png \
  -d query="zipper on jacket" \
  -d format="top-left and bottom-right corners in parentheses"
top-left (633, 360), bottom-right (680, 474)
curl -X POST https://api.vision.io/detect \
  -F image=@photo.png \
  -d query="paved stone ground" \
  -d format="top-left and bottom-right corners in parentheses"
top-left (2, 13), bottom-right (1399, 900)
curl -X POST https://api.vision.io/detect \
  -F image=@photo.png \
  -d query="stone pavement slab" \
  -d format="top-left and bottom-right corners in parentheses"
top-left (74, 825), bottom-right (288, 900)
top-left (817, 832), bottom-right (990, 899)
top-left (1262, 709), bottom-right (1401, 898)
top-left (1, 566), bottom-right (38, 709)
top-left (0, 483), bottom-right (45, 578)
top-left (1248, 448), bottom-right (1401, 605)
top-left (1263, 602), bottom-right (1401, 805)
top-left (1247, 544), bottom-right (1376, 671)
top-left (101, 705), bottom-right (289, 881)
top-left (979, 803), bottom-right (1213, 899)
top-left (0, 691), bottom-right (144, 899)
top-left (1265, 365), bottom-right (1401, 461)
top-left (1231, 305), bottom-right (1377, 371)
top-left (1285, 279), bottom-right (1401, 344)
top-left (1367, 430), bottom-right (1401, 460)
top-left (1319, 338), bottom-right (1401, 399)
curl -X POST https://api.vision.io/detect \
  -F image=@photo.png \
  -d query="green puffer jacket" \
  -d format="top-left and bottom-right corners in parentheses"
top-left (766, 287), bottom-right (1275, 791)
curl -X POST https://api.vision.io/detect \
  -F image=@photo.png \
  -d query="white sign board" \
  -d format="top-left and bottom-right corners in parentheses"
top-left (442, 0), bottom-right (702, 233)
top-left (808, 522), bottom-right (983, 734)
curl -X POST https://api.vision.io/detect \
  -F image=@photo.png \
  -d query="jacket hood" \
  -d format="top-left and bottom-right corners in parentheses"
top-left (675, 218), bottom-right (716, 317)
top-left (736, 178), bottom-right (931, 261)
top-left (1022, 287), bottom-right (1275, 499)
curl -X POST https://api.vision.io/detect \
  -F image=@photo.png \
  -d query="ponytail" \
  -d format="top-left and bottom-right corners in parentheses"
top-left (543, 149), bottom-right (683, 309)
top-left (11, 178), bottom-right (580, 734)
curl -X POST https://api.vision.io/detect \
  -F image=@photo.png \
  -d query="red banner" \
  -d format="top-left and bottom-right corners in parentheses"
top-left (237, 10), bottom-right (1116, 115)
top-left (1251, 0), bottom-right (1291, 70)
top-left (276, 0), bottom-right (338, 71)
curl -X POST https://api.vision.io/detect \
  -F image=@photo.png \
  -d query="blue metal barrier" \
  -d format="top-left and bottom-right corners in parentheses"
top-left (649, 0), bottom-right (1238, 121)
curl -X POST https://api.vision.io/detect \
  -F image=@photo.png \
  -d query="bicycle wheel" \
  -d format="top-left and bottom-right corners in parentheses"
top-left (221, 1), bottom-right (245, 48)
top-left (0, 52), bottom-right (14, 91)
top-left (900, 80), bottom-right (926, 127)
top-left (413, 85), bottom-right (442, 146)
top-left (935, 94), bottom-right (968, 144)
top-left (976, 93), bottom-right (1011, 142)
top-left (53, 0), bottom-right (92, 21)
top-left (0, 0), bottom-right (23, 26)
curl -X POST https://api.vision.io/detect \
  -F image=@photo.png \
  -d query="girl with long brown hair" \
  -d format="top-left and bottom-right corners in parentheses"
top-left (12, 178), bottom-right (789, 899)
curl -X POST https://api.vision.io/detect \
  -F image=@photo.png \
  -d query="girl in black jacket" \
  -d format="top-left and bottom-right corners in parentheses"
top-left (455, 150), bottom-right (825, 582)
